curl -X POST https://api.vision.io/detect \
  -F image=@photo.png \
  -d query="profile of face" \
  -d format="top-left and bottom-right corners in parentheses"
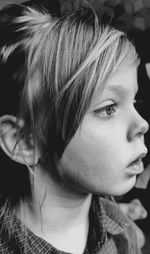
top-left (58, 65), bottom-right (149, 196)
top-left (0, 6), bottom-right (148, 200)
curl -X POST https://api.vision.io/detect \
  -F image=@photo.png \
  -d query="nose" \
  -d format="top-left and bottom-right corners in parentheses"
top-left (127, 111), bottom-right (149, 141)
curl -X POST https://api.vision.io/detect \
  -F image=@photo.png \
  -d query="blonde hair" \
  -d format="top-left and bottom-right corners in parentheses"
top-left (0, 5), bottom-right (139, 173)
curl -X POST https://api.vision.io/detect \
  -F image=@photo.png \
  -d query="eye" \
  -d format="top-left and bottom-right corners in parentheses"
top-left (93, 103), bottom-right (117, 120)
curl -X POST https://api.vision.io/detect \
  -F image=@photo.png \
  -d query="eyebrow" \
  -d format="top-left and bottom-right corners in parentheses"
top-left (107, 84), bottom-right (138, 97)
top-left (92, 83), bottom-right (138, 110)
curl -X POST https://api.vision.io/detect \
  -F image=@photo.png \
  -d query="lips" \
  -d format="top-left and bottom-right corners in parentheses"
top-left (128, 151), bottom-right (147, 175)
top-left (128, 159), bottom-right (144, 175)
top-left (131, 150), bottom-right (147, 165)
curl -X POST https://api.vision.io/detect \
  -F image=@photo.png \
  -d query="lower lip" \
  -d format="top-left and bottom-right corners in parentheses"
top-left (127, 159), bottom-right (144, 175)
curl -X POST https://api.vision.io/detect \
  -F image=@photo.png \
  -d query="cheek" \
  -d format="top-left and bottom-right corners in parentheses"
top-left (62, 128), bottom-right (110, 170)
top-left (58, 127), bottom-right (122, 190)
top-left (68, 125), bottom-right (121, 171)
top-left (57, 116), bottom-right (136, 195)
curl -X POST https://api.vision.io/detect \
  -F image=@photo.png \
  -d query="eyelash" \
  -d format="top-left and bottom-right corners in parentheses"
top-left (93, 103), bottom-right (117, 120)
top-left (134, 99), bottom-right (142, 111)
top-left (93, 98), bottom-right (142, 120)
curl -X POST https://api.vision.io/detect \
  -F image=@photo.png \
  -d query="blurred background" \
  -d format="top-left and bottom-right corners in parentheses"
top-left (1, 0), bottom-right (150, 252)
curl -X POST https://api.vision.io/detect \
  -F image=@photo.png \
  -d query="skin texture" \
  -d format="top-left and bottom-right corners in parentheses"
top-left (58, 65), bottom-right (149, 197)
top-left (1, 64), bottom-right (149, 254)
top-left (0, 6), bottom-right (149, 254)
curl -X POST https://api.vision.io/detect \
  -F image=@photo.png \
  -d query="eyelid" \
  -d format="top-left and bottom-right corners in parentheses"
top-left (93, 102), bottom-right (117, 120)
top-left (134, 99), bottom-right (142, 104)
top-left (134, 98), bottom-right (142, 110)
top-left (93, 99), bottom-right (116, 111)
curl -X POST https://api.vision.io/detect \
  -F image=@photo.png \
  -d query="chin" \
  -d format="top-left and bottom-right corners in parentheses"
top-left (112, 178), bottom-right (136, 196)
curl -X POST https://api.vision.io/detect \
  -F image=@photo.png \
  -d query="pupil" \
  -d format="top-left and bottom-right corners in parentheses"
top-left (107, 106), bottom-right (112, 115)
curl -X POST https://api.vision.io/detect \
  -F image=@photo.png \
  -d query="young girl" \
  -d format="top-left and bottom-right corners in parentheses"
top-left (0, 4), bottom-right (149, 254)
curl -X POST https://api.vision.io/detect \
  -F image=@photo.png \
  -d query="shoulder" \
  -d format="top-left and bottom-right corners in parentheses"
top-left (0, 206), bottom-right (24, 253)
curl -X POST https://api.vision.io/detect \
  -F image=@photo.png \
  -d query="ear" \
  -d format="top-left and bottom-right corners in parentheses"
top-left (0, 115), bottom-right (40, 166)
top-left (145, 63), bottom-right (150, 80)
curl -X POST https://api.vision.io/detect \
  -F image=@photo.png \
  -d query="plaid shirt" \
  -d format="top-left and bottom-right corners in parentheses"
top-left (0, 196), bottom-right (141, 254)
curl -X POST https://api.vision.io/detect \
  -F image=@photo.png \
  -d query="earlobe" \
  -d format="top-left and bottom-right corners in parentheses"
top-left (0, 114), bottom-right (39, 166)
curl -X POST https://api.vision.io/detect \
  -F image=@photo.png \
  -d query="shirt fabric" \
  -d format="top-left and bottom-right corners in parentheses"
top-left (0, 195), bottom-right (141, 254)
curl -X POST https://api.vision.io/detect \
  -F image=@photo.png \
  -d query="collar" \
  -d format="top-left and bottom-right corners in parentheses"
top-left (100, 196), bottom-right (129, 235)
top-left (86, 195), bottom-right (129, 253)
top-left (1, 196), bottom-right (129, 254)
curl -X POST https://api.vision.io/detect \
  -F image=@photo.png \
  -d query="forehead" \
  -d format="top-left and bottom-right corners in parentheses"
top-left (105, 65), bottom-right (138, 95)
top-left (91, 65), bottom-right (138, 107)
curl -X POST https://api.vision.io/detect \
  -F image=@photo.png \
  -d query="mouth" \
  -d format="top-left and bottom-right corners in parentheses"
top-left (128, 159), bottom-right (144, 175)
top-left (127, 151), bottom-right (147, 175)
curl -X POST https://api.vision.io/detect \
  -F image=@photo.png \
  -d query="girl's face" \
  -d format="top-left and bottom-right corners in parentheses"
top-left (58, 65), bottom-right (149, 196)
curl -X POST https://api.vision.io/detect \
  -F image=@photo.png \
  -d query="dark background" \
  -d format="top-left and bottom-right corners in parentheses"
top-left (0, 0), bottom-right (150, 252)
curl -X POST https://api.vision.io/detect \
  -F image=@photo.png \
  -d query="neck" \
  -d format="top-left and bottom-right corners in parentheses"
top-left (18, 167), bottom-right (92, 253)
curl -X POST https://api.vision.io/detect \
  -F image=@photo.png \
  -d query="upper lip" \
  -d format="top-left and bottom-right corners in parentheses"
top-left (129, 150), bottom-right (148, 165)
